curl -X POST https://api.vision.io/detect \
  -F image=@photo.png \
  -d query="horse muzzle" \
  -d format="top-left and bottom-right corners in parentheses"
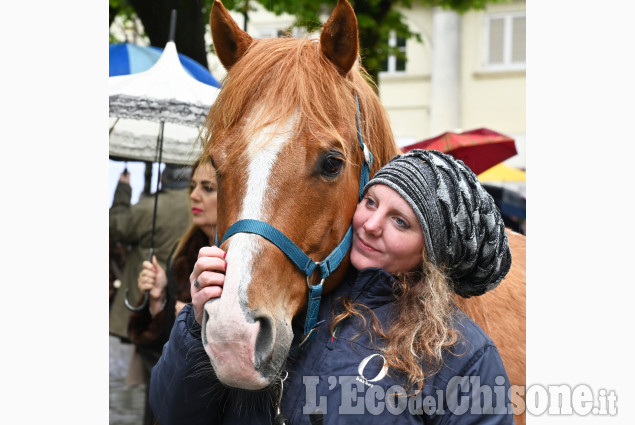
top-left (202, 298), bottom-right (293, 390)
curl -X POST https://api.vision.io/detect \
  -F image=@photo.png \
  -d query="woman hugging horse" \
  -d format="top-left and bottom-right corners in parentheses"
top-left (149, 0), bottom-right (526, 423)
top-left (150, 150), bottom-right (515, 424)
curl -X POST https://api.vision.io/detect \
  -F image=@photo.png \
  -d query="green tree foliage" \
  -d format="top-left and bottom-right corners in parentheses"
top-left (247, 0), bottom-right (510, 84)
top-left (109, 0), bottom-right (209, 68)
top-left (109, 0), bottom-right (510, 83)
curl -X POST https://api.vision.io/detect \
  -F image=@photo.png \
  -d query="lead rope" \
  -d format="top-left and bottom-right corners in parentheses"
top-left (272, 370), bottom-right (289, 424)
top-left (271, 369), bottom-right (324, 424)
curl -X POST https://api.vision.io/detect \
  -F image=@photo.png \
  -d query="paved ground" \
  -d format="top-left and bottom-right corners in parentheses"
top-left (109, 336), bottom-right (145, 425)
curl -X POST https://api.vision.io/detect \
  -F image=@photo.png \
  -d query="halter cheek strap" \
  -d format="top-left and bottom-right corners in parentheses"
top-left (216, 94), bottom-right (373, 348)
top-left (356, 95), bottom-right (372, 199)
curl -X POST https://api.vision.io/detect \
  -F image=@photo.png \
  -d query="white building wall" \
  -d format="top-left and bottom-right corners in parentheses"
top-left (378, 7), bottom-right (433, 147)
top-left (379, 1), bottom-right (526, 170)
top-left (460, 1), bottom-right (526, 169)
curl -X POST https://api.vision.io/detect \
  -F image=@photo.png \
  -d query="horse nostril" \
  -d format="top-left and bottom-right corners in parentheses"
top-left (253, 314), bottom-right (275, 369)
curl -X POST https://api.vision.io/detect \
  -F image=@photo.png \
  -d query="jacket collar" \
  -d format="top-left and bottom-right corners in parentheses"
top-left (338, 267), bottom-right (397, 309)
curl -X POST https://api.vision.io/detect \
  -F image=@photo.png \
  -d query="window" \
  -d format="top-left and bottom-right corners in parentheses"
top-left (381, 31), bottom-right (407, 74)
top-left (485, 12), bottom-right (525, 70)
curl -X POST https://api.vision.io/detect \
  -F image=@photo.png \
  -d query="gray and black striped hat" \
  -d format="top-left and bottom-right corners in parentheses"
top-left (363, 149), bottom-right (511, 297)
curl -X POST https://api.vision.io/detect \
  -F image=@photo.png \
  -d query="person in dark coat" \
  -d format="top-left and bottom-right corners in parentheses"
top-left (109, 163), bottom-right (192, 341)
top-left (127, 158), bottom-right (218, 425)
top-left (149, 150), bottom-right (515, 424)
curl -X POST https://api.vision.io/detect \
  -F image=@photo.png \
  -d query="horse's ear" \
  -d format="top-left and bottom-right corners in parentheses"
top-left (320, 0), bottom-right (359, 75)
top-left (210, 0), bottom-right (254, 70)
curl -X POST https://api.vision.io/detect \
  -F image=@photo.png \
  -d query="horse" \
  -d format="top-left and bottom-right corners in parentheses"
top-left (454, 230), bottom-right (526, 422)
top-left (203, 0), bottom-right (526, 422)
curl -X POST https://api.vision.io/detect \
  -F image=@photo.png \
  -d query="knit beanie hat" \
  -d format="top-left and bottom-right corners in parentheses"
top-left (363, 149), bottom-right (512, 298)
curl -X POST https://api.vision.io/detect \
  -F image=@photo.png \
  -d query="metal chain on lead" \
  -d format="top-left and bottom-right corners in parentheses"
top-left (273, 370), bottom-right (289, 425)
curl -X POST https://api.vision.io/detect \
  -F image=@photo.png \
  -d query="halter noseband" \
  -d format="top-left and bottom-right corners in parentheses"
top-left (216, 95), bottom-right (373, 348)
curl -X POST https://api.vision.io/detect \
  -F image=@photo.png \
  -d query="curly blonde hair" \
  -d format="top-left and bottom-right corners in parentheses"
top-left (330, 256), bottom-right (460, 395)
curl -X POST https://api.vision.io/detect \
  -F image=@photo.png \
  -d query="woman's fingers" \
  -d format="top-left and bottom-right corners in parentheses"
top-left (138, 268), bottom-right (156, 292)
top-left (192, 285), bottom-right (223, 304)
top-left (193, 256), bottom-right (226, 277)
top-left (140, 260), bottom-right (155, 273)
top-left (191, 256), bottom-right (226, 292)
top-left (195, 268), bottom-right (226, 289)
top-left (191, 246), bottom-right (227, 325)
top-left (197, 245), bottom-right (226, 259)
top-left (191, 285), bottom-right (224, 325)
top-left (192, 248), bottom-right (226, 275)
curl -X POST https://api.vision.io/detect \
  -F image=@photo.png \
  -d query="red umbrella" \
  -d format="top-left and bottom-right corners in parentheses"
top-left (402, 128), bottom-right (517, 175)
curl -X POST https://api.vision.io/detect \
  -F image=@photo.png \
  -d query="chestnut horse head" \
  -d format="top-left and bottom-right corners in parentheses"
top-left (202, 0), bottom-right (400, 389)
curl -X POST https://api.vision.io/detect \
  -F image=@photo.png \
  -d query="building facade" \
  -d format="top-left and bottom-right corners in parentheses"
top-left (112, 1), bottom-right (526, 171)
top-left (379, 0), bottom-right (526, 171)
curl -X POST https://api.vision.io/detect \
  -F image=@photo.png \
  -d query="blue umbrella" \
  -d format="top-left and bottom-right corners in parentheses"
top-left (109, 42), bottom-right (221, 88)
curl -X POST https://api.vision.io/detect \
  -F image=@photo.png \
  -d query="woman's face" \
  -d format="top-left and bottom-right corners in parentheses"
top-left (350, 184), bottom-right (425, 274)
top-left (189, 162), bottom-right (218, 238)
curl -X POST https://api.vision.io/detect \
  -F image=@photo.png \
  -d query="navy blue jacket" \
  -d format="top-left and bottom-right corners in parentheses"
top-left (150, 268), bottom-right (515, 424)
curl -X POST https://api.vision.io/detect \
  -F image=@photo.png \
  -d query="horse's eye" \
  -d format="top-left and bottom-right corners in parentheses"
top-left (319, 152), bottom-right (345, 178)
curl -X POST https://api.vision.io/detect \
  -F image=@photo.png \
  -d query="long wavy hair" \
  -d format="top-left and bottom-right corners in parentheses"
top-left (171, 158), bottom-right (216, 303)
top-left (330, 254), bottom-right (460, 395)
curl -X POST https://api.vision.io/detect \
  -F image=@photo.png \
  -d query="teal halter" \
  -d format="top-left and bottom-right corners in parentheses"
top-left (217, 95), bottom-right (373, 347)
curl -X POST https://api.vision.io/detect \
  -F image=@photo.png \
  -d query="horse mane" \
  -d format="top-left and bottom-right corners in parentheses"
top-left (202, 36), bottom-right (400, 174)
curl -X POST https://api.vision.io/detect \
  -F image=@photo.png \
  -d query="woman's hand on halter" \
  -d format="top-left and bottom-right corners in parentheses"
top-left (138, 255), bottom-right (168, 317)
top-left (190, 246), bottom-right (227, 325)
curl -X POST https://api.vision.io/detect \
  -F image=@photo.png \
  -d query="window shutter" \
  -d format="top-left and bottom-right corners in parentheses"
top-left (485, 12), bottom-right (526, 70)
top-left (512, 16), bottom-right (526, 63)
top-left (488, 17), bottom-right (505, 64)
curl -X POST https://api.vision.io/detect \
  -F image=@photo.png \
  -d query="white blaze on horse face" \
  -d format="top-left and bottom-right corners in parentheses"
top-left (203, 109), bottom-right (299, 389)
top-left (232, 112), bottom-right (299, 310)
